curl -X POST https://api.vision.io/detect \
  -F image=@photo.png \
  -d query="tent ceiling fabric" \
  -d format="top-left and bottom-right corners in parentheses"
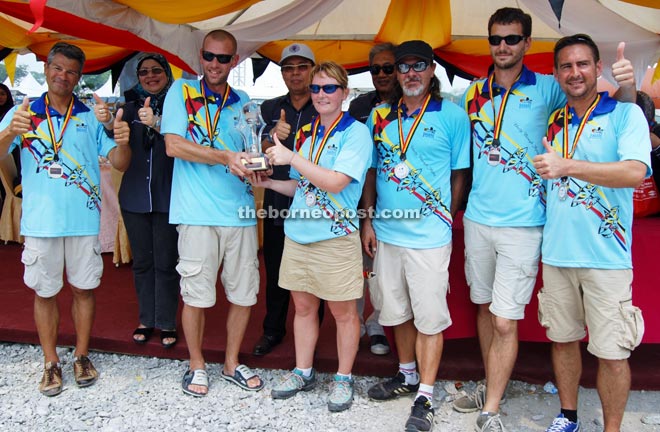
top-left (0, 0), bottom-right (658, 85)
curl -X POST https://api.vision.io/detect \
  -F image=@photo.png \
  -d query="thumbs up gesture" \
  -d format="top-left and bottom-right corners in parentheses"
top-left (138, 96), bottom-right (158, 128)
top-left (93, 93), bottom-right (113, 128)
top-left (270, 108), bottom-right (292, 142)
top-left (611, 42), bottom-right (635, 89)
top-left (264, 132), bottom-right (296, 166)
top-left (532, 137), bottom-right (563, 180)
top-left (113, 108), bottom-right (130, 146)
top-left (9, 97), bottom-right (32, 136)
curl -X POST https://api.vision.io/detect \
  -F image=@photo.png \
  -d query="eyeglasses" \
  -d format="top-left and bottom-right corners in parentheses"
top-left (396, 61), bottom-right (429, 74)
top-left (281, 63), bottom-right (312, 73)
top-left (137, 67), bottom-right (165, 77)
top-left (309, 84), bottom-right (344, 94)
top-left (488, 35), bottom-right (526, 46)
top-left (201, 51), bottom-right (234, 64)
top-left (370, 64), bottom-right (395, 75)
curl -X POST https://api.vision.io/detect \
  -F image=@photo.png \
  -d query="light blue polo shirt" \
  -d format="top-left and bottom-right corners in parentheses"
top-left (0, 93), bottom-right (116, 237)
top-left (462, 66), bottom-right (566, 227)
top-left (284, 113), bottom-right (372, 244)
top-left (542, 93), bottom-right (651, 269)
top-left (366, 97), bottom-right (471, 249)
top-left (161, 78), bottom-right (255, 226)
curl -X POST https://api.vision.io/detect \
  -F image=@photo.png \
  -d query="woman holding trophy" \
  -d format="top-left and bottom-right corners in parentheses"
top-left (252, 61), bottom-right (371, 412)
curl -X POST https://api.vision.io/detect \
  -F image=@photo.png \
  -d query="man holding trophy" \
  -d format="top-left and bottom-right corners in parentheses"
top-left (161, 29), bottom-right (263, 397)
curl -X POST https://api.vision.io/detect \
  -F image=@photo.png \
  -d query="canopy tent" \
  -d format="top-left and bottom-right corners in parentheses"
top-left (0, 0), bottom-right (658, 90)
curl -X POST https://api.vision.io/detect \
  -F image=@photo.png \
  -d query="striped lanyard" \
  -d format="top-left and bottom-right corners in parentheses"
top-left (44, 95), bottom-right (74, 161)
top-left (200, 81), bottom-right (230, 147)
top-left (397, 93), bottom-right (431, 160)
top-left (487, 72), bottom-right (520, 145)
top-left (561, 94), bottom-right (601, 159)
top-left (307, 112), bottom-right (344, 165)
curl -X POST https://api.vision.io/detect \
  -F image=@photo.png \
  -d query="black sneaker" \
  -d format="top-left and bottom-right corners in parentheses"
top-left (405, 396), bottom-right (434, 432)
top-left (368, 371), bottom-right (419, 400)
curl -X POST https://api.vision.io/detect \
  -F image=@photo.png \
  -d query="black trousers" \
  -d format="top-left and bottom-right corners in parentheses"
top-left (122, 210), bottom-right (180, 330)
top-left (261, 217), bottom-right (324, 339)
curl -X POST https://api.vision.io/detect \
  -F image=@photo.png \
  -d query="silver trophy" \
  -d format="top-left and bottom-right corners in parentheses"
top-left (239, 101), bottom-right (270, 171)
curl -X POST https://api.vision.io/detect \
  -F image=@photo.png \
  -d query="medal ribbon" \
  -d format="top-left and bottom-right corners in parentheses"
top-left (308, 112), bottom-right (344, 165)
top-left (44, 95), bottom-right (74, 160)
top-left (397, 93), bottom-right (431, 160)
top-left (561, 94), bottom-right (601, 159)
top-left (487, 72), bottom-right (520, 144)
top-left (200, 81), bottom-right (230, 147)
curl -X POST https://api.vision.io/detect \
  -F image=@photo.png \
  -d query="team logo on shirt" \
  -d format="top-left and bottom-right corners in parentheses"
top-left (589, 126), bottom-right (604, 139)
top-left (518, 97), bottom-right (532, 109)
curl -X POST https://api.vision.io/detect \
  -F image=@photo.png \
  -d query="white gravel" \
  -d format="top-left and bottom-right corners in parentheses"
top-left (1, 342), bottom-right (658, 432)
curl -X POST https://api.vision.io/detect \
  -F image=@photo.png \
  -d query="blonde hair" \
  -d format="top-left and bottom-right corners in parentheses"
top-left (311, 61), bottom-right (348, 88)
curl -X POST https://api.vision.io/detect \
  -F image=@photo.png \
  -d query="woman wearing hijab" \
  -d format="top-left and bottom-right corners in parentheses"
top-left (0, 83), bottom-right (22, 200)
top-left (0, 83), bottom-right (14, 120)
top-left (119, 53), bottom-right (180, 348)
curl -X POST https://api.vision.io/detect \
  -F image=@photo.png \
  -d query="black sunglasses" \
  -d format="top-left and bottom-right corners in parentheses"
top-left (396, 61), bottom-right (429, 74)
top-left (137, 67), bottom-right (165, 77)
top-left (488, 35), bottom-right (526, 46)
top-left (309, 84), bottom-right (344, 94)
top-left (370, 64), bottom-right (395, 75)
top-left (201, 51), bottom-right (234, 64)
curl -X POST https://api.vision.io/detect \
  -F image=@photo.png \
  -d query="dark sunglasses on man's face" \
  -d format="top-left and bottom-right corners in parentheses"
top-left (137, 67), bottom-right (165, 77)
top-left (396, 61), bottom-right (429, 74)
top-left (201, 51), bottom-right (234, 64)
top-left (309, 84), bottom-right (344, 94)
top-left (488, 34), bottom-right (526, 46)
top-left (370, 64), bottom-right (395, 75)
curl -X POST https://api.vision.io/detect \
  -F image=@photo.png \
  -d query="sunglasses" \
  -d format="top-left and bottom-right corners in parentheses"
top-left (137, 67), bottom-right (165, 77)
top-left (309, 84), bottom-right (344, 94)
top-left (201, 51), bottom-right (234, 64)
top-left (396, 61), bottom-right (429, 74)
top-left (281, 63), bottom-right (312, 73)
top-left (370, 64), bottom-right (395, 75)
top-left (488, 34), bottom-right (526, 46)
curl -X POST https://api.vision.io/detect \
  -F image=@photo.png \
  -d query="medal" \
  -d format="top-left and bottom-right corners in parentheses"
top-left (558, 185), bottom-right (567, 201)
top-left (487, 147), bottom-right (501, 166)
top-left (305, 192), bottom-right (317, 207)
top-left (394, 162), bottom-right (410, 179)
top-left (48, 162), bottom-right (63, 179)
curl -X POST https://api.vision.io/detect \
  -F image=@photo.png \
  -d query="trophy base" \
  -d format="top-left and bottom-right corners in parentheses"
top-left (241, 155), bottom-right (270, 171)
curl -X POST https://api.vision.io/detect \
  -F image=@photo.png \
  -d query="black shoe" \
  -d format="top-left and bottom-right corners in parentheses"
top-left (252, 334), bottom-right (282, 356)
top-left (367, 371), bottom-right (420, 400)
top-left (405, 396), bottom-right (434, 432)
top-left (370, 334), bottom-right (391, 355)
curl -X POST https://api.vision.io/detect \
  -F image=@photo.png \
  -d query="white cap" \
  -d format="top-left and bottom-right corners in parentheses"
top-left (280, 43), bottom-right (315, 65)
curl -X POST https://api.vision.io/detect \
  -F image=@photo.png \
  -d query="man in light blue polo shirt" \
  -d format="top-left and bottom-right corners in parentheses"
top-left (533, 33), bottom-right (650, 432)
top-left (161, 29), bottom-right (263, 397)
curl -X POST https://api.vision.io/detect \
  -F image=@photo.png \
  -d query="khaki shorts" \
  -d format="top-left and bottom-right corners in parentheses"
top-left (279, 232), bottom-right (363, 301)
top-left (538, 264), bottom-right (645, 360)
top-left (371, 241), bottom-right (452, 335)
top-left (464, 219), bottom-right (542, 320)
top-left (176, 225), bottom-right (259, 308)
top-left (22, 236), bottom-right (103, 298)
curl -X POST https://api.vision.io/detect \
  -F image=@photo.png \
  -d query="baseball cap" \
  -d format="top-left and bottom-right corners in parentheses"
top-left (280, 43), bottom-right (315, 65)
top-left (394, 40), bottom-right (434, 63)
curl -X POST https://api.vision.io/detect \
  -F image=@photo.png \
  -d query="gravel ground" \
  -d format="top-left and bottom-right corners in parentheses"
top-left (1, 342), bottom-right (658, 432)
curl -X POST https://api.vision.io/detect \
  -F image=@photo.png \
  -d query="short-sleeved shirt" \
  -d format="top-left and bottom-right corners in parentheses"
top-left (161, 78), bottom-right (255, 226)
top-left (284, 113), bottom-right (372, 244)
top-left (462, 66), bottom-right (566, 227)
top-left (542, 93), bottom-right (652, 269)
top-left (366, 97), bottom-right (471, 249)
top-left (260, 94), bottom-right (317, 224)
top-left (0, 93), bottom-right (117, 237)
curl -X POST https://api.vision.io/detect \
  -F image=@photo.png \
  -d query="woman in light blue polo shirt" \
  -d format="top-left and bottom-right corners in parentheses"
top-left (255, 61), bottom-right (371, 412)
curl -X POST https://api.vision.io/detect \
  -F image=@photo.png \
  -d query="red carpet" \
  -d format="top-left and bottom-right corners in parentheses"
top-left (1, 215), bottom-right (659, 389)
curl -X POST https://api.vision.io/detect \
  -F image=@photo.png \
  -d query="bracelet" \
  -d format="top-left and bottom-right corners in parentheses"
top-left (101, 113), bottom-right (114, 128)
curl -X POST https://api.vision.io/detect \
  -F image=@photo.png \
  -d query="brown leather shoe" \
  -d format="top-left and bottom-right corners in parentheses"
top-left (39, 361), bottom-right (63, 397)
top-left (73, 355), bottom-right (99, 387)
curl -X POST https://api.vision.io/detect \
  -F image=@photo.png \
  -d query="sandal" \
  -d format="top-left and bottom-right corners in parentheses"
top-left (161, 330), bottom-right (178, 349)
top-left (181, 369), bottom-right (208, 397)
top-left (132, 327), bottom-right (154, 345)
top-left (221, 364), bottom-right (264, 391)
